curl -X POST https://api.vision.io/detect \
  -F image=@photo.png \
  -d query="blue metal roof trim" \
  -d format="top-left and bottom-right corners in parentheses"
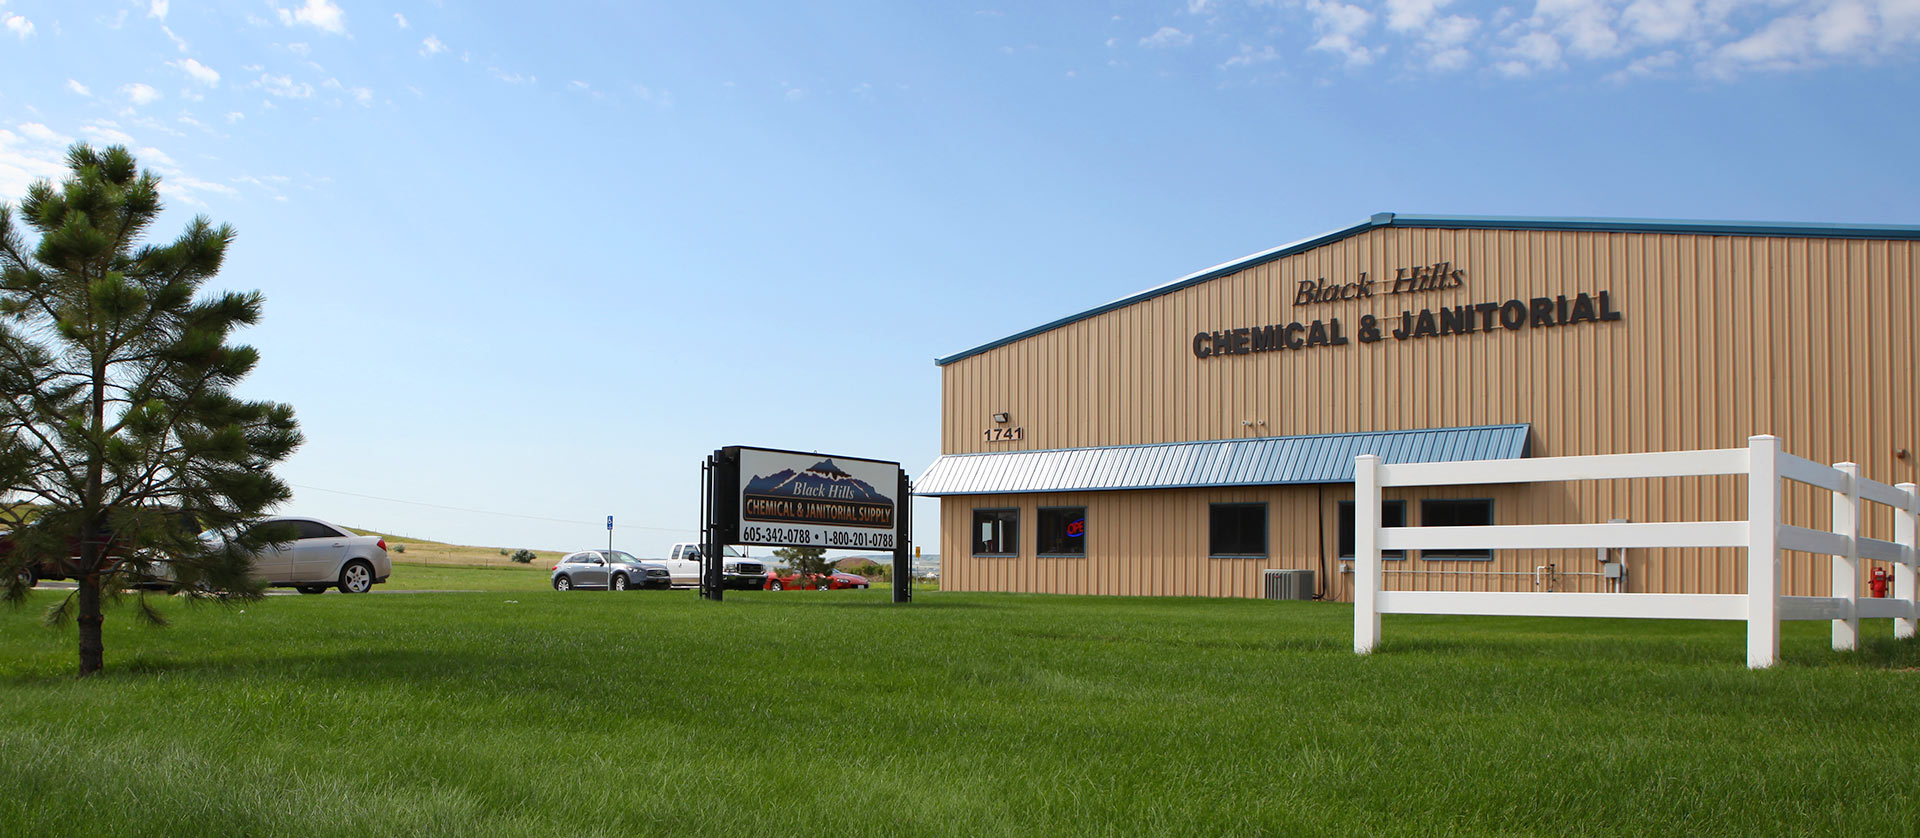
top-left (933, 212), bottom-right (1920, 367)
top-left (913, 424), bottom-right (1531, 496)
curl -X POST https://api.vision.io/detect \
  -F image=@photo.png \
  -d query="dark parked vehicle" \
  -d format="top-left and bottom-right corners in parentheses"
top-left (551, 550), bottom-right (671, 591)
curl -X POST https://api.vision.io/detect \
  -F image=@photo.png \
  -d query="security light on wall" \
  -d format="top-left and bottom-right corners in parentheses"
top-left (992, 412), bottom-right (1010, 424)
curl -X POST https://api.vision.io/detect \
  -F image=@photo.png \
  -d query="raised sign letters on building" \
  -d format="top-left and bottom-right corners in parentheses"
top-left (1192, 290), bottom-right (1622, 358)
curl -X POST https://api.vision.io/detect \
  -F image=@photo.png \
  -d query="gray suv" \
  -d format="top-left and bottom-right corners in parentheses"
top-left (551, 550), bottom-right (670, 591)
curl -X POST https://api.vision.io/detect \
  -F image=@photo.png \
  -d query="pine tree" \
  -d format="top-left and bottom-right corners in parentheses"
top-left (0, 144), bottom-right (301, 677)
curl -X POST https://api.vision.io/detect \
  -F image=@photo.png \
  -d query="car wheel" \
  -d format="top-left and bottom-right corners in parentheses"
top-left (553, 575), bottom-right (573, 591)
top-left (338, 560), bottom-right (374, 594)
top-left (769, 579), bottom-right (784, 591)
top-left (611, 573), bottom-right (629, 591)
top-left (296, 585), bottom-right (327, 595)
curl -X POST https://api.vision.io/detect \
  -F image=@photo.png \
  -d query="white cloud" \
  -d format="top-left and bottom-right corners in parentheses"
top-left (149, 0), bottom-right (169, 21)
top-left (1604, 48), bottom-right (1681, 81)
top-left (83, 120), bottom-right (137, 146)
top-left (169, 58), bottom-right (220, 87)
top-left (1385, 0), bottom-right (1451, 33)
top-left (1221, 43), bottom-right (1281, 68)
top-left (1619, 0), bottom-right (1697, 44)
top-left (1507, 31), bottom-right (1564, 70)
top-left (137, 146), bottom-right (177, 167)
top-left (18, 123), bottom-right (71, 145)
top-left (1812, 1), bottom-right (1874, 53)
top-left (420, 35), bottom-right (447, 57)
top-left (0, 128), bottom-right (74, 199)
top-left (1140, 26), bottom-right (1194, 48)
top-left (4, 13), bottom-right (33, 39)
top-left (1526, 0), bottom-right (1623, 58)
top-left (122, 83), bottom-right (162, 107)
top-left (225, 111), bottom-right (245, 124)
top-left (1429, 46), bottom-right (1473, 70)
top-left (394, 13), bottom-right (409, 29)
top-left (276, 0), bottom-right (347, 35)
top-left (68, 79), bottom-right (92, 96)
top-left (489, 67), bottom-right (532, 84)
top-left (1306, 0), bottom-right (1378, 66)
top-left (161, 25), bottom-right (189, 52)
top-left (1428, 14), bottom-right (1479, 48)
top-left (255, 74), bottom-right (314, 98)
top-left (288, 42), bottom-right (311, 57)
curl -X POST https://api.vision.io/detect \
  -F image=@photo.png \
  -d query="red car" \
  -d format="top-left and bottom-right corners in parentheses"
top-left (763, 570), bottom-right (869, 590)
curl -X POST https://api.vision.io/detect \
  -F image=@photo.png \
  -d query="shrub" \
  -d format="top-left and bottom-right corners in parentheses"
top-left (392, 543), bottom-right (406, 554)
top-left (510, 549), bottom-right (536, 564)
top-left (499, 548), bottom-right (508, 556)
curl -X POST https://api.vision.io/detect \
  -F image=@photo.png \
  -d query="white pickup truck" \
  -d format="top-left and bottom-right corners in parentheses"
top-left (664, 542), bottom-right (765, 589)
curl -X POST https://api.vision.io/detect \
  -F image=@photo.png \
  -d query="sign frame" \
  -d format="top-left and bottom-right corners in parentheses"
top-left (700, 446), bottom-right (912, 604)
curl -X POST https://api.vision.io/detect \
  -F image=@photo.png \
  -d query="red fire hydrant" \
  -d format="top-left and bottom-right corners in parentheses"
top-left (1868, 567), bottom-right (1891, 598)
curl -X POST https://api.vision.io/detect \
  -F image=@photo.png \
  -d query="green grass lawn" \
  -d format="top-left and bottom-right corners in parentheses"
top-left (2, 576), bottom-right (1915, 836)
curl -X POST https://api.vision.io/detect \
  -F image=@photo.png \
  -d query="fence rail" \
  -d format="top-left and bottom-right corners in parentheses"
top-left (1353, 435), bottom-right (1919, 668)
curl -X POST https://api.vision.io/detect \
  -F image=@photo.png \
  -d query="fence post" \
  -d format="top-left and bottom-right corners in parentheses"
top-left (1354, 454), bottom-right (1382, 655)
top-left (1747, 435), bottom-right (1781, 669)
top-left (1898, 483), bottom-right (1918, 640)
top-left (1831, 462), bottom-right (1860, 651)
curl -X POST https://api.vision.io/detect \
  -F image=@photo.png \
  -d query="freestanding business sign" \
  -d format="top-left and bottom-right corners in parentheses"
top-left (700, 446), bottom-right (911, 604)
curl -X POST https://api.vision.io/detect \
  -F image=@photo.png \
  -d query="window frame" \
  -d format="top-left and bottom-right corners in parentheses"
top-left (1036, 506), bottom-right (1088, 558)
top-left (971, 507), bottom-right (1020, 558)
top-left (1207, 502), bottom-right (1268, 559)
top-left (1418, 498), bottom-right (1495, 562)
top-left (1337, 499), bottom-right (1407, 560)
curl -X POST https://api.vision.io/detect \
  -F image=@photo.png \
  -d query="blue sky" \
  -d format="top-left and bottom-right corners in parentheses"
top-left (2, 1), bottom-right (1917, 556)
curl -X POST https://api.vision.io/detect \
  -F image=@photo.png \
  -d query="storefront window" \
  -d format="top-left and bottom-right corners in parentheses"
top-left (1208, 503), bottom-right (1266, 558)
top-left (1419, 498), bottom-right (1494, 560)
top-left (1037, 507), bottom-right (1087, 556)
top-left (1338, 500), bottom-right (1407, 559)
top-left (972, 508), bottom-right (1019, 556)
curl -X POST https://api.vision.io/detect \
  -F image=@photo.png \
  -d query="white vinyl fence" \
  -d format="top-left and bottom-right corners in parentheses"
top-left (1353, 435), bottom-right (1919, 668)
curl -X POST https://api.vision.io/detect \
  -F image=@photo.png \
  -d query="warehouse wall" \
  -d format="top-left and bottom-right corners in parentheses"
top-left (936, 226), bottom-right (1920, 599)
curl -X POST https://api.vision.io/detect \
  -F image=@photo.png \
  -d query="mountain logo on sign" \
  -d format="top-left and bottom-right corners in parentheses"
top-left (743, 460), bottom-right (888, 502)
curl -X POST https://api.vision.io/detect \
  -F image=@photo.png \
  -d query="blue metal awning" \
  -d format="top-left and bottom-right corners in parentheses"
top-left (913, 425), bottom-right (1530, 496)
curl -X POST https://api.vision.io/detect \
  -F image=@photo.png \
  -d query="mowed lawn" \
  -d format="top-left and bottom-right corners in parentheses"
top-left (1, 579), bottom-right (1916, 837)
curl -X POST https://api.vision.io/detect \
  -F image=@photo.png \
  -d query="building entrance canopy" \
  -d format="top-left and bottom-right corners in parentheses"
top-left (915, 424), bottom-right (1531, 496)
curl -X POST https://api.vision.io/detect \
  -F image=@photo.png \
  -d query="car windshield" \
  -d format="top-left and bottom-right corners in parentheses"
top-left (607, 551), bottom-right (640, 564)
top-left (726, 546), bottom-right (747, 558)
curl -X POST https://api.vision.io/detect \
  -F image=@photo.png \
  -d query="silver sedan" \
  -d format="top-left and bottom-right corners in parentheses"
top-left (550, 550), bottom-right (670, 591)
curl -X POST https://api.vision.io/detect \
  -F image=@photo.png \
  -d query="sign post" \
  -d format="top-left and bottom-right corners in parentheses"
top-left (606, 515), bottom-right (614, 585)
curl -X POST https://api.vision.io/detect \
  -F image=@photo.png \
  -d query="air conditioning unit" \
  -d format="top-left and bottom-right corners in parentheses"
top-left (1261, 569), bottom-right (1315, 601)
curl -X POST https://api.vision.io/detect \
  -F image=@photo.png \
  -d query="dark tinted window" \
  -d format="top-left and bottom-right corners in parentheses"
top-left (972, 509), bottom-right (1018, 556)
top-left (1338, 500), bottom-right (1407, 559)
top-left (1420, 499), bottom-right (1493, 561)
top-left (295, 520), bottom-right (343, 539)
top-left (1037, 507), bottom-right (1087, 556)
top-left (1208, 503), bottom-right (1266, 557)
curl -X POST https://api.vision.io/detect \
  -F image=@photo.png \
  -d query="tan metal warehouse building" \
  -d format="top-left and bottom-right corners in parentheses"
top-left (917, 213), bottom-right (1920, 602)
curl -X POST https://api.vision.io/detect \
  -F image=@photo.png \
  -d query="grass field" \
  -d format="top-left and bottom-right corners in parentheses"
top-left (2, 571), bottom-right (1916, 836)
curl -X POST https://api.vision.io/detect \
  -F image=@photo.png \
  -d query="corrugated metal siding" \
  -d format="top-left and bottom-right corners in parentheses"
top-left (937, 225), bottom-right (1920, 600)
top-left (917, 425), bottom-right (1528, 495)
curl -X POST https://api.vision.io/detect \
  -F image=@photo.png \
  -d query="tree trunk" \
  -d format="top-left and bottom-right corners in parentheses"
top-left (77, 573), bottom-right (105, 677)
